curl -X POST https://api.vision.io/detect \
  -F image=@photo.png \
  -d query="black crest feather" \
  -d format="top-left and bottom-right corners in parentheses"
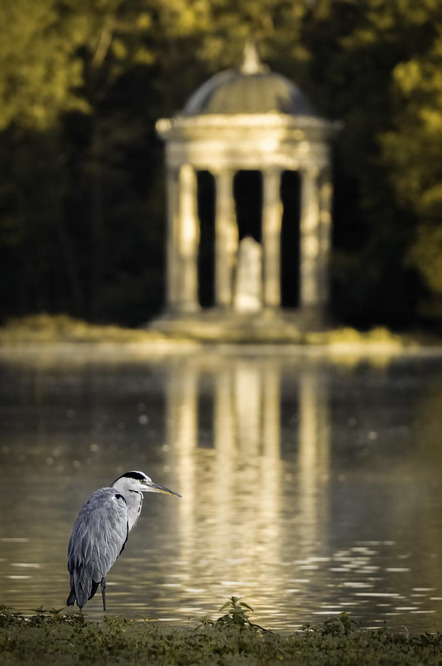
top-left (112, 470), bottom-right (146, 485)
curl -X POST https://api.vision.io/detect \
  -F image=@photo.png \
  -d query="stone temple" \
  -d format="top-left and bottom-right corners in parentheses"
top-left (153, 43), bottom-right (340, 338)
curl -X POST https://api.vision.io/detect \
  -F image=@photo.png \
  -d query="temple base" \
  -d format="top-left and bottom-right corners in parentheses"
top-left (148, 307), bottom-right (330, 342)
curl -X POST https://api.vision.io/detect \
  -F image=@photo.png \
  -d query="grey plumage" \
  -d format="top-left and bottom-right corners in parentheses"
top-left (67, 488), bottom-right (128, 608)
top-left (67, 470), bottom-right (180, 611)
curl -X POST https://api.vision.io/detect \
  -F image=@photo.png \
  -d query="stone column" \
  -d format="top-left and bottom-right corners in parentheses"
top-left (262, 168), bottom-right (283, 308)
top-left (165, 167), bottom-right (179, 311)
top-left (177, 163), bottom-right (200, 312)
top-left (299, 166), bottom-right (321, 309)
top-left (214, 168), bottom-right (238, 308)
top-left (318, 166), bottom-right (333, 307)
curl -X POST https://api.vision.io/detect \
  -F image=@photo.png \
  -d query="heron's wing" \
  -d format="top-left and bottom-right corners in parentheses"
top-left (67, 488), bottom-right (128, 606)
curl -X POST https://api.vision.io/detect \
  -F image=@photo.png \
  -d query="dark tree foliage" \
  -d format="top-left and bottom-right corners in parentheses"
top-left (0, 0), bottom-right (441, 328)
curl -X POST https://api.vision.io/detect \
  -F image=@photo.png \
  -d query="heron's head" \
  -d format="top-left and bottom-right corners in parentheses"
top-left (112, 470), bottom-right (181, 497)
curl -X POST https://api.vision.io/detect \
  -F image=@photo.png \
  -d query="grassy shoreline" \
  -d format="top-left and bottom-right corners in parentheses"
top-left (1, 604), bottom-right (440, 666)
top-left (0, 313), bottom-right (440, 351)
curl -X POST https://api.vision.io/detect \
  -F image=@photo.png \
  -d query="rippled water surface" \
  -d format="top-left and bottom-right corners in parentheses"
top-left (0, 348), bottom-right (441, 631)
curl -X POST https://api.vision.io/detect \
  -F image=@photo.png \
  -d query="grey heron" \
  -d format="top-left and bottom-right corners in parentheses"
top-left (67, 470), bottom-right (180, 611)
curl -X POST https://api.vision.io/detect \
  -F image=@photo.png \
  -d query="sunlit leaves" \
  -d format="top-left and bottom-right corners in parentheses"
top-left (407, 226), bottom-right (442, 295)
top-left (379, 16), bottom-right (442, 303)
top-left (0, 0), bottom-right (86, 129)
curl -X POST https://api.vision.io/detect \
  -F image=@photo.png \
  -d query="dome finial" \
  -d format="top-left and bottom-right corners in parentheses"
top-left (240, 40), bottom-right (268, 75)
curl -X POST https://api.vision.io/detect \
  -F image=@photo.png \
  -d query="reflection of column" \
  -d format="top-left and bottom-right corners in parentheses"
top-left (234, 363), bottom-right (262, 456)
top-left (177, 164), bottom-right (200, 312)
top-left (166, 167), bottom-right (179, 311)
top-left (214, 366), bottom-right (235, 534)
top-left (214, 365), bottom-right (235, 457)
top-left (262, 360), bottom-right (280, 458)
top-left (318, 167), bottom-right (333, 307)
top-left (167, 361), bottom-right (199, 540)
top-left (262, 169), bottom-right (283, 308)
top-left (259, 360), bottom-right (282, 597)
top-left (300, 167), bottom-right (321, 309)
top-left (297, 368), bottom-right (330, 548)
top-left (214, 169), bottom-right (238, 307)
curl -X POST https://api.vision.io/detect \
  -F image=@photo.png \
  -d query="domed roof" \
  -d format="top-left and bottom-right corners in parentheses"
top-left (182, 43), bottom-right (317, 117)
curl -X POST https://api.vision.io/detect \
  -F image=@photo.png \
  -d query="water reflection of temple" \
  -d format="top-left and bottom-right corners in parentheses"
top-left (166, 355), bottom-right (330, 601)
top-left (2, 353), bottom-right (441, 627)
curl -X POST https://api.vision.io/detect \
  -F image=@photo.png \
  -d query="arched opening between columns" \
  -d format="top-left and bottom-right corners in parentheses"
top-left (196, 170), bottom-right (215, 307)
top-left (280, 170), bottom-right (301, 308)
top-left (233, 170), bottom-right (263, 242)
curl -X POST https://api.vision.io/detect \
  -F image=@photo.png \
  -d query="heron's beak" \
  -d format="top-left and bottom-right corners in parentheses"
top-left (146, 480), bottom-right (181, 497)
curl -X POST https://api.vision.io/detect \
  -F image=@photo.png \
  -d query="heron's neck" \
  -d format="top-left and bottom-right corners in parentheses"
top-left (121, 489), bottom-right (144, 531)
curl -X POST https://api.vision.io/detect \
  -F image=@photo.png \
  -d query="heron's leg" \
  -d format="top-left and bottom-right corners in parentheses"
top-left (101, 577), bottom-right (107, 612)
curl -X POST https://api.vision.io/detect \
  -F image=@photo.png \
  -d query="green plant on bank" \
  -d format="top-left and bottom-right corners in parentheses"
top-left (304, 612), bottom-right (362, 636)
top-left (0, 604), bottom-right (87, 628)
top-left (217, 596), bottom-right (257, 627)
top-left (202, 596), bottom-right (269, 632)
top-left (0, 601), bottom-right (441, 665)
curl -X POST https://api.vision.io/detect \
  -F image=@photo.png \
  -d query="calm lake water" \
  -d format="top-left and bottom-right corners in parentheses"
top-left (0, 347), bottom-right (441, 632)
